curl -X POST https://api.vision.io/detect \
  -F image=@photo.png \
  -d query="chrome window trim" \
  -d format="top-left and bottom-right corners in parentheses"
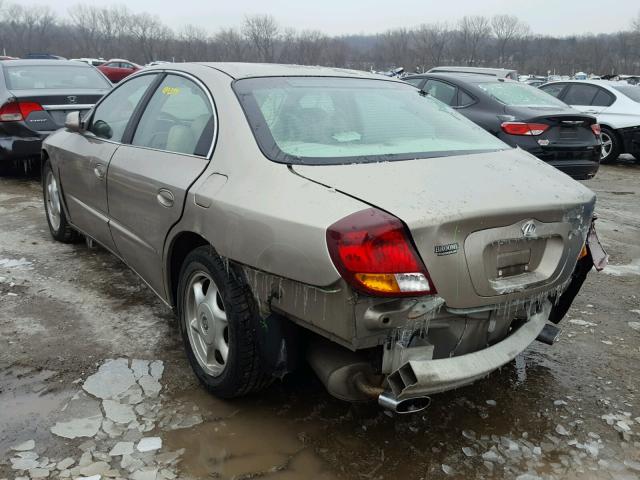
top-left (128, 69), bottom-right (219, 160)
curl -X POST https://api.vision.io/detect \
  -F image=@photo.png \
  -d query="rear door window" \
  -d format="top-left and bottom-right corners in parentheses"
top-left (89, 74), bottom-right (157, 142)
top-left (592, 89), bottom-right (615, 107)
top-left (457, 90), bottom-right (475, 107)
top-left (539, 83), bottom-right (566, 98)
top-left (562, 84), bottom-right (599, 105)
top-left (131, 74), bottom-right (214, 156)
top-left (424, 79), bottom-right (457, 106)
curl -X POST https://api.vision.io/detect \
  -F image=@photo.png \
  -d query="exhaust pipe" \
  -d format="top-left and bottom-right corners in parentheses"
top-left (378, 391), bottom-right (431, 414)
top-left (536, 323), bottom-right (561, 346)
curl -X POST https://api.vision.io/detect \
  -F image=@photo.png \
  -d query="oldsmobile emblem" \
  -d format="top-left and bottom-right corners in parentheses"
top-left (67, 95), bottom-right (78, 104)
top-left (521, 220), bottom-right (537, 237)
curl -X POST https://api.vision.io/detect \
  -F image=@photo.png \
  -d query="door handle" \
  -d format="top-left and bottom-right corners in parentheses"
top-left (157, 188), bottom-right (175, 208)
top-left (93, 163), bottom-right (106, 179)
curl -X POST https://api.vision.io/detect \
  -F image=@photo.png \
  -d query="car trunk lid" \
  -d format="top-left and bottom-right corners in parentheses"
top-left (506, 107), bottom-right (598, 147)
top-left (292, 148), bottom-right (596, 309)
top-left (8, 88), bottom-right (107, 131)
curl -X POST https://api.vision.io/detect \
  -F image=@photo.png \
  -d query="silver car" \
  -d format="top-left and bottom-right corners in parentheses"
top-left (41, 63), bottom-right (606, 413)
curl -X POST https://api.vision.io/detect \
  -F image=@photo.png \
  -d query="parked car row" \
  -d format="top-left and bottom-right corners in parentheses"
top-left (10, 62), bottom-right (605, 413)
top-left (404, 72), bottom-right (602, 180)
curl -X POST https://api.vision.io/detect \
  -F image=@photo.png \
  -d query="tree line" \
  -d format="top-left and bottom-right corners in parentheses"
top-left (1, 2), bottom-right (640, 76)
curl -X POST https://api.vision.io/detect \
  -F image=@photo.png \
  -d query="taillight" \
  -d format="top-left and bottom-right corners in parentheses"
top-left (591, 124), bottom-right (601, 137)
top-left (501, 122), bottom-right (549, 136)
top-left (0, 99), bottom-right (44, 122)
top-left (326, 208), bottom-right (435, 297)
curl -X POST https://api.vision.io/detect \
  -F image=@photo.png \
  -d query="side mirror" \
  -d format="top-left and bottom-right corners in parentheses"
top-left (65, 111), bottom-right (81, 132)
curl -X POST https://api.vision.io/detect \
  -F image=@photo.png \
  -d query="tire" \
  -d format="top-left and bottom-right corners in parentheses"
top-left (177, 246), bottom-right (272, 398)
top-left (42, 159), bottom-right (80, 243)
top-left (599, 127), bottom-right (620, 164)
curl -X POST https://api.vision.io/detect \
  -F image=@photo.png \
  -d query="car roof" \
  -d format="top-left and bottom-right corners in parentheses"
top-left (188, 62), bottom-right (394, 81)
top-left (406, 72), bottom-right (512, 84)
top-left (0, 59), bottom-right (94, 67)
top-left (543, 79), bottom-right (630, 92)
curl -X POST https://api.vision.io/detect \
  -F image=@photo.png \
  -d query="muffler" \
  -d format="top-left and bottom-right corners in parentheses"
top-left (536, 323), bottom-right (561, 345)
top-left (378, 391), bottom-right (431, 414)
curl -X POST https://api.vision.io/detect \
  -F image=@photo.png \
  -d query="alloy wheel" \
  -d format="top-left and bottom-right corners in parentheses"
top-left (184, 271), bottom-right (229, 377)
top-left (600, 132), bottom-right (613, 160)
top-left (45, 170), bottom-right (61, 232)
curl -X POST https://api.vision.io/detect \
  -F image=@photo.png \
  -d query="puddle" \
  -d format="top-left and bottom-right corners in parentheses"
top-left (0, 366), bottom-right (71, 454)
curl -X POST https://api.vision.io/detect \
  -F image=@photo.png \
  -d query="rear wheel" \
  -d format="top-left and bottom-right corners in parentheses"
top-left (43, 160), bottom-right (79, 243)
top-left (177, 246), bottom-right (271, 398)
top-left (600, 128), bottom-right (620, 164)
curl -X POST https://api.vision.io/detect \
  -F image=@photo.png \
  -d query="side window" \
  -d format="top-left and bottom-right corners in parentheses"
top-left (540, 83), bottom-right (566, 98)
top-left (457, 89), bottom-right (475, 107)
top-left (132, 75), bottom-right (214, 156)
top-left (592, 89), bottom-right (614, 107)
top-left (89, 74), bottom-right (156, 142)
top-left (404, 78), bottom-right (424, 88)
top-left (563, 84), bottom-right (599, 105)
top-left (424, 80), bottom-right (457, 106)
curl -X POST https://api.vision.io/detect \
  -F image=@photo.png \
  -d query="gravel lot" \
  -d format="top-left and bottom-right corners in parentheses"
top-left (1, 159), bottom-right (639, 480)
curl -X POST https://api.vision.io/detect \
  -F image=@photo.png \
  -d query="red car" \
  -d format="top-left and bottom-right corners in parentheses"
top-left (97, 59), bottom-right (140, 83)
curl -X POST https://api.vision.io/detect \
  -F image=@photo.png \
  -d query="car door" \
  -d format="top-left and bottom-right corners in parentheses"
top-left (560, 84), bottom-right (604, 115)
top-left (107, 73), bottom-right (216, 296)
top-left (60, 73), bottom-right (158, 252)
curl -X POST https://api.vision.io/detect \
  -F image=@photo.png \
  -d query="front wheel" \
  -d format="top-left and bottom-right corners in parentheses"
top-left (177, 246), bottom-right (271, 398)
top-left (600, 128), bottom-right (620, 164)
top-left (42, 160), bottom-right (79, 243)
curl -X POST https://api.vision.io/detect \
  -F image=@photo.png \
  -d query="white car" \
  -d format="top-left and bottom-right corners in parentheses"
top-left (540, 80), bottom-right (640, 163)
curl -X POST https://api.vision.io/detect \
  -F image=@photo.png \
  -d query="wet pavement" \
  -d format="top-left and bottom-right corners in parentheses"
top-left (1, 159), bottom-right (639, 480)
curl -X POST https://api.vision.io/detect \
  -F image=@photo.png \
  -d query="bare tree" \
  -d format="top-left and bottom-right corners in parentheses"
top-left (215, 28), bottom-right (246, 61)
top-left (243, 14), bottom-right (279, 62)
top-left (179, 24), bottom-right (210, 61)
top-left (491, 15), bottom-right (529, 65)
top-left (129, 12), bottom-right (172, 63)
top-left (414, 23), bottom-right (450, 71)
top-left (458, 15), bottom-right (492, 66)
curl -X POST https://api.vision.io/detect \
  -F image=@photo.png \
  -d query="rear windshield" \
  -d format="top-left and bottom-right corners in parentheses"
top-left (474, 81), bottom-right (567, 108)
top-left (3, 65), bottom-right (111, 90)
top-left (233, 77), bottom-right (507, 165)
top-left (612, 85), bottom-right (640, 103)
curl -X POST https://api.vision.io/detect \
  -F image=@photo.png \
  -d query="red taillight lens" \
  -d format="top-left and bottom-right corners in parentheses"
top-left (0, 99), bottom-right (43, 122)
top-left (326, 208), bottom-right (435, 297)
top-left (501, 122), bottom-right (549, 136)
top-left (591, 124), bottom-right (601, 136)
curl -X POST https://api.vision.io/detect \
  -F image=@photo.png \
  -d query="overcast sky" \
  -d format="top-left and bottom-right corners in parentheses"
top-left (17, 0), bottom-right (640, 36)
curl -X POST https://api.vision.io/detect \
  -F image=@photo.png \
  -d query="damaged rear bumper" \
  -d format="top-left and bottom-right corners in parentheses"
top-left (386, 301), bottom-right (551, 399)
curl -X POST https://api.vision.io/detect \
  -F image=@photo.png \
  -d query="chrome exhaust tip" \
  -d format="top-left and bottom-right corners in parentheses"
top-left (378, 391), bottom-right (431, 414)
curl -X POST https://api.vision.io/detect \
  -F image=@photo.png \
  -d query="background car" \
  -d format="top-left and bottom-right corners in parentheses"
top-left (404, 73), bottom-right (602, 179)
top-left (23, 53), bottom-right (67, 60)
top-left (0, 59), bottom-right (111, 173)
top-left (540, 80), bottom-right (640, 163)
top-left (42, 63), bottom-right (598, 411)
top-left (71, 58), bottom-right (106, 67)
top-left (428, 66), bottom-right (518, 80)
top-left (98, 59), bottom-right (140, 83)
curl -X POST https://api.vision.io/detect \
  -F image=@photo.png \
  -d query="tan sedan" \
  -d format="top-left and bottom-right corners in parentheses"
top-left (41, 63), bottom-right (605, 413)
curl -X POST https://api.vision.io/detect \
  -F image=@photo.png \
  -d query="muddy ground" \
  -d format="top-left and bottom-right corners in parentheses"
top-left (1, 159), bottom-right (639, 480)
